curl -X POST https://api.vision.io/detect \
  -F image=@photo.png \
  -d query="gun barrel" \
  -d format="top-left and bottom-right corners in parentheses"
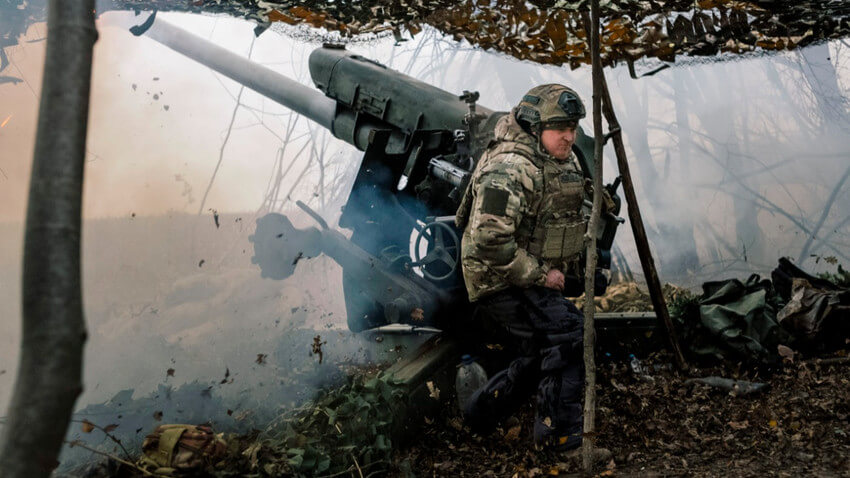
top-left (140, 17), bottom-right (336, 131)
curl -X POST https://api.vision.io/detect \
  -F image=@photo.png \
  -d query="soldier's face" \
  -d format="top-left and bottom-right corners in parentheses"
top-left (540, 125), bottom-right (577, 160)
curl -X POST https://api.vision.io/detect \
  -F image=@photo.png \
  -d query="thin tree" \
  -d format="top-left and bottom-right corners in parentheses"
top-left (582, 0), bottom-right (604, 471)
top-left (0, 1), bottom-right (96, 476)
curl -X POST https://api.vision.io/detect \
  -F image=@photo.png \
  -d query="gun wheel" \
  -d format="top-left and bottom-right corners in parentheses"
top-left (414, 221), bottom-right (460, 282)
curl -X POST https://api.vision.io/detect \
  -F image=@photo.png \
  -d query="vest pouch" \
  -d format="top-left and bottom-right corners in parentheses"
top-left (561, 220), bottom-right (587, 259)
top-left (530, 218), bottom-right (587, 261)
top-left (538, 223), bottom-right (565, 259)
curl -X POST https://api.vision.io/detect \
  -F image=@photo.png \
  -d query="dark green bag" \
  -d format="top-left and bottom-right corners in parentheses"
top-left (681, 274), bottom-right (794, 364)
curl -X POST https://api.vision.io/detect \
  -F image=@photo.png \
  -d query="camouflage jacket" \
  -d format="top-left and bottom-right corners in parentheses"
top-left (456, 112), bottom-right (593, 302)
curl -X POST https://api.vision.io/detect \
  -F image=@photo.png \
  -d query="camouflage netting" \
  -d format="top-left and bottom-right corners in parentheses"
top-left (572, 281), bottom-right (694, 312)
top-left (3, 0), bottom-right (850, 72)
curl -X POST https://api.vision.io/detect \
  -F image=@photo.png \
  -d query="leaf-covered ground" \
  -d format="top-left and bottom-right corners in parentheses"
top-left (395, 352), bottom-right (850, 477)
top-left (71, 349), bottom-right (850, 477)
top-left (60, 271), bottom-right (850, 477)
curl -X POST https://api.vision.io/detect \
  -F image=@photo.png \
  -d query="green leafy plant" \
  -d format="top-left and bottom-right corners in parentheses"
top-left (245, 373), bottom-right (405, 477)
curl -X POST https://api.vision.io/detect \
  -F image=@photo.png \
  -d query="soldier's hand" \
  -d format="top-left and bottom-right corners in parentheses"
top-left (544, 269), bottom-right (565, 291)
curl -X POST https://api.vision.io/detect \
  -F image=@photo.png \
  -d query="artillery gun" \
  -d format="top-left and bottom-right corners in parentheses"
top-left (127, 16), bottom-right (625, 333)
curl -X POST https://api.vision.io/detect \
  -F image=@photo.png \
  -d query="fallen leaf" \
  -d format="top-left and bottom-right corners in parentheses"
top-left (268, 9), bottom-right (298, 25)
top-left (426, 380), bottom-right (440, 400)
top-left (242, 441), bottom-right (262, 468)
top-left (233, 410), bottom-right (252, 421)
top-left (728, 420), bottom-right (749, 430)
top-left (81, 420), bottom-right (95, 433)
top-left (166, 368), bottom-right (175, 377)
top-left (209, 208), bottom-right (220, 228)
top-left (504, 424), bottom-right (521, 441)
top-left (410, 307), bottom-right (425, 321)
top-left (103, 424), bottom-right (119, 433)
top-left (768, 419), bottom-right (778, 428)
top-left (312, 335), bottom-right (326, 364)
top-left (778, 344), bottom-right (795, 362)
top-left (256, 353), bottom-right (267, 365)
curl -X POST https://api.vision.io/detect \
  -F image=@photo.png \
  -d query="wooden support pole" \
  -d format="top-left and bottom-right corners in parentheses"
top-left (595, 62), bottom-right (689, 372)
top-left (581, 0), bottom-right (604, 471)
top-left (577, 14), bottom-right (687, 372)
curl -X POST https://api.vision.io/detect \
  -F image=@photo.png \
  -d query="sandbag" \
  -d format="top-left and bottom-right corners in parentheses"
top-left (140, 424), bottom-right (226, 472)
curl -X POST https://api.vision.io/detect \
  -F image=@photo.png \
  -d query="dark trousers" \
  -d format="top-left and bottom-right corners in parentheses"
top-left (464, 286), bottom-right (585, 450)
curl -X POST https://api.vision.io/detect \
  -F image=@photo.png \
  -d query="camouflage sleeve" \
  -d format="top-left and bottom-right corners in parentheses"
top-left (467, 154), bottom-right (547, 288)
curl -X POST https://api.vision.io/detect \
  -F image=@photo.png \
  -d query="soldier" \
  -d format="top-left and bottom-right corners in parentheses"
top-left (455, 84), bottom-right (611, 461)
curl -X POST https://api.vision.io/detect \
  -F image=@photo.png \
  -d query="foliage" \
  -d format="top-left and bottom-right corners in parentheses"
top-left (818, 265), bottom-right (850, 288)
top-left (667, 290), bottom-right (700, 323)
top-left (224, 372), bottom-right (405, 477)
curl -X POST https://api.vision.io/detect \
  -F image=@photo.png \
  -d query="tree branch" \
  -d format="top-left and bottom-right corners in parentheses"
top-left (798, 164), bottom-right (850, 261)
top-left (197, 37), bottom-right (256, 215)
top-left (585, 30), bottom-right (688, 372)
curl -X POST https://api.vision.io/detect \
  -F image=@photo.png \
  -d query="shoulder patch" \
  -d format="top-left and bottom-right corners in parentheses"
top-left (481, 187), bottom-right (510, 216)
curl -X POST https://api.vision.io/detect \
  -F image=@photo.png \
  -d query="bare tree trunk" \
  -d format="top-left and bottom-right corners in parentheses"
top-left (582, 1), bottom-right (603, 472)
top-left (0, 1), bottom-right (96, 476)
top-left (798, 43), bottom-right (850, 132)
top-left (667, 68), bottom-right (700, 277)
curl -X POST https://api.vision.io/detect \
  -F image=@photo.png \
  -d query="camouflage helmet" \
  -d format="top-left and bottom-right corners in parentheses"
top-left (515, 84), bottom-right (586, 130)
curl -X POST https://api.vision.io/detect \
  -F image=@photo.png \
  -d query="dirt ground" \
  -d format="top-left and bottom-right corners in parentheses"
top-left (395, 352), bottom-right (850, 477)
